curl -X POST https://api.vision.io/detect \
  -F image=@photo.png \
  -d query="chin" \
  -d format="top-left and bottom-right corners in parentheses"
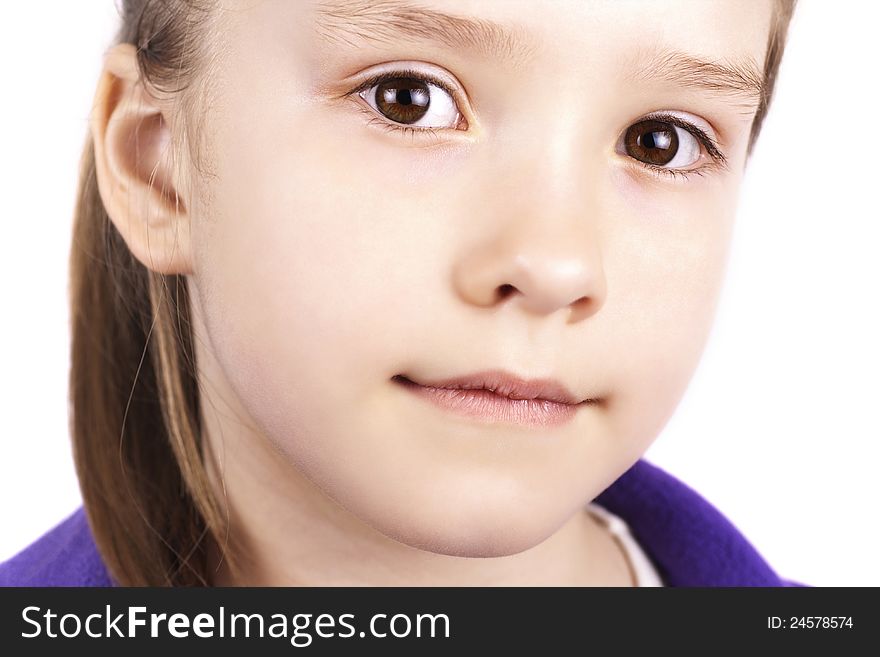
top-left (358, 492), bottom-right (568, 559)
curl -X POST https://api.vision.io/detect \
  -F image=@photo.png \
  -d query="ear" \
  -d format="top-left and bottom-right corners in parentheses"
top-left (91, 43), bottom-right (193, 275)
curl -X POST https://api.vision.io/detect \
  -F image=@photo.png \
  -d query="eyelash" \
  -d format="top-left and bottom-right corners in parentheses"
top-left (347, 69), bottom-right (728, 181)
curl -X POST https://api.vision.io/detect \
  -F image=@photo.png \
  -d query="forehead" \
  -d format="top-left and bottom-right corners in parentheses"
top-left (309, 0), bottom-right (774, 69)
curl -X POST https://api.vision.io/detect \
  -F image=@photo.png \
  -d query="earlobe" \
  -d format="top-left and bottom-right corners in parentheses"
top-left (91, 42), bottom-right (194, 276)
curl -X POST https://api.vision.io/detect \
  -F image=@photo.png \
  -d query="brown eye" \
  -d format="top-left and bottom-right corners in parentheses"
top-left (623, 119), bottom-right (701, 169)
top-left (374, 78), bottom-right (430, 124)
top-left (359, 74), bottom-right (462, 130)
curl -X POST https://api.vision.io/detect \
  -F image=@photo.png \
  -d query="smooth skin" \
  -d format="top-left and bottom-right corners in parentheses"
top-left (91, 0), bottom-right (773, 585)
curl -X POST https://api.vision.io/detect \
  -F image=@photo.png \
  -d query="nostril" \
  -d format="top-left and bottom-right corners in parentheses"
top-left (497, 284), bottom-right (516, 300)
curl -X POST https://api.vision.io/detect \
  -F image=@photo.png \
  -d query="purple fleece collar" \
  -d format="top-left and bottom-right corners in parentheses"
top-left (595, 459), bottom-right (800, 586)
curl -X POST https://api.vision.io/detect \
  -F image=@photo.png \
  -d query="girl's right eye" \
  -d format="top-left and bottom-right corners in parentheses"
top-left (350, 70), bottom-right (468, 134)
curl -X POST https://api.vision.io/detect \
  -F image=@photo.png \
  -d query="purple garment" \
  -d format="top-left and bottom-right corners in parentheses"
top-left (0, 458), bottom-right (806, 587)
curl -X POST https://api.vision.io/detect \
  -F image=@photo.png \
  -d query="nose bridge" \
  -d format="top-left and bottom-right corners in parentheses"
top-left (448, 41), bottom-right (615, 321)
top-left (498, 89), bottom-right (593, 205)
top-left (452, 149), bottom-right (607, 321)
top-left (450, 69), bottom-right (609, 320)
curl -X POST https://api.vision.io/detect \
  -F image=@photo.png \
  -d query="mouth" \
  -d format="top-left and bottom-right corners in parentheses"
top-left (391, 370), bottom-right (598, 428)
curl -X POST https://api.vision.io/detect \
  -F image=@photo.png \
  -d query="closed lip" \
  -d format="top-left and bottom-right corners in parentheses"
top-left (393, 369), bottom-right (587, 405)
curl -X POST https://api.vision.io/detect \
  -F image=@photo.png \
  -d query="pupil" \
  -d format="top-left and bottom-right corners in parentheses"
top-left (642, 131), bottom-right (672, 150)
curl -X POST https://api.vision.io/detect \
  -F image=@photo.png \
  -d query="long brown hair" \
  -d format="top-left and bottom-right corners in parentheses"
top-left (69, 0), bottom-right (231, 586)
top-left (69, 0), bottom-right (798, 586)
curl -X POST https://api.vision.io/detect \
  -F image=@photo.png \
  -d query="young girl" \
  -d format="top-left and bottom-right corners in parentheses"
top-left (1, 0), bottom-right (801, 587)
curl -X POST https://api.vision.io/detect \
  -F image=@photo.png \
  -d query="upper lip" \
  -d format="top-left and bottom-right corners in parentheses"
top-left (397, 369), bottom-right (586, 405)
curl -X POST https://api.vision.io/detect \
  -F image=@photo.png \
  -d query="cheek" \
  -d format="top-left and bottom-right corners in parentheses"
top-left (193, 85), bottom-right (483, 407)
top-left (190, 98), bottom-right (456, 476)
top-left (195, 130), bottom-right (391, 395)
top-left (599, 167), bottom-right (739, 449)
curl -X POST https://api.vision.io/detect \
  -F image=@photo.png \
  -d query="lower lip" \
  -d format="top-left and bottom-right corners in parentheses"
top-left (393, 376), bottom-right (582, 428)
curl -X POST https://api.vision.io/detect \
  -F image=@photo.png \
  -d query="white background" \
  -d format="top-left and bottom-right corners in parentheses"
top-left (1, 1), bottom-right (877, 586)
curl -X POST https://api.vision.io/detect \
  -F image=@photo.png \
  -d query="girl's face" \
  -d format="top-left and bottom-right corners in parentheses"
top-left (181, 0), bottom-right (773, 557)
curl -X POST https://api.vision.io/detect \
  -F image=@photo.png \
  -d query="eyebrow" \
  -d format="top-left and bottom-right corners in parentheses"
top-left (314, 0), bottom-right (540, 67)
top-left (315, 1), bottom-right (766, 109)
top-left (625, 47), bottom-right (766, 110)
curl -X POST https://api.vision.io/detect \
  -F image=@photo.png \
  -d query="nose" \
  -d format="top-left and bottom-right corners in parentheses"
top-left (452, 207), bottom-right (607, 322)
top-left (452, 104), bottom-right (608, 322)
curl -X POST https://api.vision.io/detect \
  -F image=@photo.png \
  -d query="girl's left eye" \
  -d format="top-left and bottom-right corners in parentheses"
top-left (352, 70), bottom-right (466, 134)
top-left (624, 119), bottom-right (702, 169)
top-left (617, 113), bottom-right (728, 181)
